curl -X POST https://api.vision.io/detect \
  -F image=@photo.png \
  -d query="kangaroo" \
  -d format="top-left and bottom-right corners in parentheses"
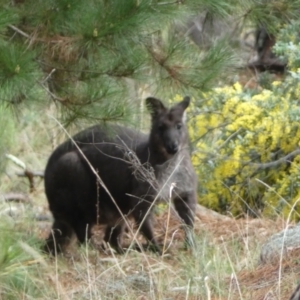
top-left (43, 96), bottom-right (197, 255)
top-left (290, 282), bottom-right (300, 300)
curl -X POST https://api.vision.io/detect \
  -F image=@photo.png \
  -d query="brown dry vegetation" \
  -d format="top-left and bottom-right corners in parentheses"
top-left (31, 191), bottom-right (300, 299)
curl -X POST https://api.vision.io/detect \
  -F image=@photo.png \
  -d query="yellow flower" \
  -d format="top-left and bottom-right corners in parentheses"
top-left (233, 82), bottom-right (242, 92)
top-left (272, 81), bottom-right (281, 87)
top-left (252, 89), bottom-right (272, 101)
top-left (173, 94), bottom-right (183, 102)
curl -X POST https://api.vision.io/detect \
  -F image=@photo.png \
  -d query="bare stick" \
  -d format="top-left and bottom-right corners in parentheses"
top-left (8, 25), bottom-right (30, 39)
top-left (0, 193), bottom-right (31, 204)
top-left (162, 183), bottom-right (176, 255)
top-left (253, 148), bottom-right (300, 170)
top-left (6, 154), bottom-right (41, 192)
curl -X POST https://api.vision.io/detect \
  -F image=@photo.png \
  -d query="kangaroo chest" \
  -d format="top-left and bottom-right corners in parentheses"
top-left (154, 154), bottom-right (194, 200)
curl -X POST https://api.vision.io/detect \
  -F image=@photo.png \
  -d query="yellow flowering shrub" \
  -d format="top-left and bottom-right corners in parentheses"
top-left (185, 73), bottom-right (300, 219)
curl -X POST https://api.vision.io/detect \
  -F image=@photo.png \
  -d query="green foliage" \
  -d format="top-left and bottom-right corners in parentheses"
top-left (0, 0), bottom-right (297, 126)
top-left (0, 8), bottom-right (19, 34)
top-left (10, 0), bottom-right (207, 124)
top-left (0, 42), bottom-right (42, 104)
top-left (0, 220), bottom-right (41, 299)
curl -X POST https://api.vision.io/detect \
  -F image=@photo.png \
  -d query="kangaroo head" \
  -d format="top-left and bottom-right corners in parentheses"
top-left (146, 96), bottom-right (190, 161)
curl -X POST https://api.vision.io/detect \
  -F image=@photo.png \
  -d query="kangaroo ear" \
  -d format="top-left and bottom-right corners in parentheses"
top-left (146, 97), bottom-right (166, 117)
top-left (171, 96), bottom-right (191, 112)
top-left (178, 96), bottom-right (191, 111)
top-left (171, 96), bottom-right (190, 123)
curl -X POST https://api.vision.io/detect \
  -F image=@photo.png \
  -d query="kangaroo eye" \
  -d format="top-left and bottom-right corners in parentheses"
top-left (176, 123), bottom-right (182, 130)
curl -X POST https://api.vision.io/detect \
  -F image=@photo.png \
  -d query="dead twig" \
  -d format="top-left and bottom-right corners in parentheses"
top-left (253, 148), bottom-right (300, 170)
top-left (16, 170), bottom-right (44, 178)
top-left (8, 24), bottom-right (30, 39)
top-left (6, 154), bottom-right (44, 192)
top-left (0, 193), bottom-right (31, 204)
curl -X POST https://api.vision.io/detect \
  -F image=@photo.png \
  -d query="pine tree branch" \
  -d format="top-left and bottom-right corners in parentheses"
top-left (16, 170), bottom-right (44, 178)
top-left (38, 81), bottom-right (65, 102)
top-left (15, 170), bottom-right (44, 193)
top-left (146, 45), bottom-right (204, 89)
top-left (156, 0), bottom-right (185, 5)
top-left (38, 60), bottom-right (135, 79)
top-left (9, 25), bottom-right (80, 45)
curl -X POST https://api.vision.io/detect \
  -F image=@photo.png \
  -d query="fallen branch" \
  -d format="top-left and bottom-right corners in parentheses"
top-left (6, 154), bottom-right (44, 192)
top-left (0, 193), bottom-right (31, 204)
top-left (253, 148), bottom-right (300, 170)
top-left (248, 58), bottom-right (286, 73)
top-left (8, 24), bottom-right (30, 39)
top-left (16, 170), bottom-right (44, 178)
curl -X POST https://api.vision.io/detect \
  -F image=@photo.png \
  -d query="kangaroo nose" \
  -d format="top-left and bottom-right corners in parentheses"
top-left (166, 143), bottom-right (178, 154)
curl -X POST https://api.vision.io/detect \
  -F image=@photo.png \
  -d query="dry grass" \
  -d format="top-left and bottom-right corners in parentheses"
top-left (2, 192), bottom-right (296, 299)
top-left (0, 107), bottom-right (299, 299)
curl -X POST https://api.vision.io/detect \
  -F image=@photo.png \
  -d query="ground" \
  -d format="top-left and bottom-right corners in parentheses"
top-left (29, 193), bottom-right (299, 300)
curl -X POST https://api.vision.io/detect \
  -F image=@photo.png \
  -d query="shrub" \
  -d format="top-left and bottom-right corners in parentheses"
top-left (188, 21), bottom-right (300, 219)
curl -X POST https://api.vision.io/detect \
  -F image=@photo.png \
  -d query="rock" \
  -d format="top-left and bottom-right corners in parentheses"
top-left (195, 204), bottom-right (232, 222)
top-left (104, 272), bottom-right (151, 296)
top-left (260, 222), bottom-right (300, 264)
top-left (126, 273), bottom-right (151, 292)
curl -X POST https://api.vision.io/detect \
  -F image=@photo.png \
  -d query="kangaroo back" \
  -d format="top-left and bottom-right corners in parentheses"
top-left (43, 96), bottom-right (197, 255)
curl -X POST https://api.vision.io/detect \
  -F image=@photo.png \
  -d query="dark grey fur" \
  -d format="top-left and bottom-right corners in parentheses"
top-left (290, 282), bottom-right (300, 300)
top-left (43, 96), bottom-right (197, 255)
